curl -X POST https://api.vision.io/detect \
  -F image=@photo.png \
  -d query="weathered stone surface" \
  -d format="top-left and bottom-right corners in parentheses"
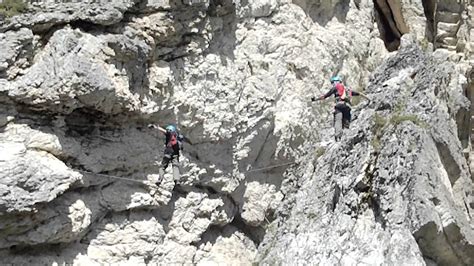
top-left (259, 39), bottom-right (474, 265)
top-left (0, 1), bottom-right (137, 32)
top-left (0, 189), bottom-right (104, 248)
top-left (0, 28), bottom-right (34, 79)
top-left (248, 0), bottom-right (279, 17)
top-left (239, 181), bottom-right (283, 226)
top-left (0, 0), bottom-right (472, 265)
top-left (0, 124), bottom-right (81, 213)
top-left (6, 27), bottom-right (152, 114)
top-left (166, 190), bottom-right (237, 245)
top-left (194, 225), bottom-right (257, 265)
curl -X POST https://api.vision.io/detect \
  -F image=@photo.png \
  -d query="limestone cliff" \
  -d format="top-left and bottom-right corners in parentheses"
top-left (0, 0), bottom-right (473, 264)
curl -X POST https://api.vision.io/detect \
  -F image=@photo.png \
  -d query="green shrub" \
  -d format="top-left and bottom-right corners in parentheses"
top-left (371, 113), bottom-right (387, 152)
top-left (371, 137), bottom-right (381, 151)
top-left (315, 147), bottom-right (326, 159)
top-left (390, 114), bottom-right (426, 127)
top-left (370, 109), bottom-right (426, 151)
top-left (419, 38), bottom-right (431, 52)
top-left (0, 0), bottom-right (27, 17)
top-left (372, 113), bottom-right (387, 134)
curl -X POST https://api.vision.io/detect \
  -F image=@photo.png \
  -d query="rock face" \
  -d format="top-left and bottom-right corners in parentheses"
top-left (259, 37), bottom-right (474, 265)
top-left (0, 0), bottom-right (473, 264)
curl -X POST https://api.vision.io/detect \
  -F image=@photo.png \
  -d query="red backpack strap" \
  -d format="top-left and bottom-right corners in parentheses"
top-left (170, 132), bottom-right (177, 145)
top-left (335, 83), bottom-right (346, 99)
top-left (167, 132), bottom-right (178, 147)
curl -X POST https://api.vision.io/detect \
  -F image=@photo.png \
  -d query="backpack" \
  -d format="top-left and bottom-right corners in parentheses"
top-left (335, 83), bottom-right (352, 103)
top-left (168, 131), bottom-right (178, 146)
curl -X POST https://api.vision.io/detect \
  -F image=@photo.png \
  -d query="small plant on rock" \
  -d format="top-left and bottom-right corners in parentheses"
top-left (0, 0), bottom-right (27, 18)
top-left (371, 113), bottom-right (387, 152)
top-left (315, 147), bottom-right (326, 159)
top-left (390, 114), bottom-right (426, 127)
top-left (419, 37), bottom-right (431, 52)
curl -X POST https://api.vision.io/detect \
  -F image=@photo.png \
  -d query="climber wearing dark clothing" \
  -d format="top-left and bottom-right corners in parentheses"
top-left (148, 124), bottom-right (192, 184)
top-left (311, 76), bottom-right (370, 140)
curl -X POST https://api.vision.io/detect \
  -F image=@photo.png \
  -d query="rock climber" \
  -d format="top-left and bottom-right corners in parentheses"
top-left (311, 76), bottom-right (370, 140)
top-left (148, 124), bottom-right (192, 184)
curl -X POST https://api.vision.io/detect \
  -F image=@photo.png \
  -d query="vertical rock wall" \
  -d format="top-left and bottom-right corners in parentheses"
top-left (259, 37), bottom-right (474, 265)
top-left (0, 0), bottom-right (472, 264)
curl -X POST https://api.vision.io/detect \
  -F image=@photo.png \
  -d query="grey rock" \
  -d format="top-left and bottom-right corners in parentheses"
top-left (0, 28), bottom-right (34, 79)
top-left (0, 189), bottom-right (104, 248)
top-left (0, 137), bottom-right (81, 213)
top-left (259, 44), bottom-right (474, 265)
top-left (0, 1), bottom-right (137, 33)
top-left (7, 27), bottom-right (150, 114)
top-left (0, 0), bottom-right (473, 264)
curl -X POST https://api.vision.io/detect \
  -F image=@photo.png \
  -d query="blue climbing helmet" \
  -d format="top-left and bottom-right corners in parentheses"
top-left (166, 124), bottom-right (176, 132)
top-left (330, 76), bottom-right (342, 84)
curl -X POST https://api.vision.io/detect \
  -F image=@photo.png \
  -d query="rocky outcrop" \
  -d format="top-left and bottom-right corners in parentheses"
top-left (373, 0), bottom-right (410, 51)
top-left (259, 36), bottom-right (474, 265)
top-left (0, 0), bottom-right (473, 264)
top-left (0, 0), bottom-right (384, 263)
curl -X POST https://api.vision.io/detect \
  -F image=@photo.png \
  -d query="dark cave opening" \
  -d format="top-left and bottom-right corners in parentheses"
top-left (373, 0), bottom-right (402, 51)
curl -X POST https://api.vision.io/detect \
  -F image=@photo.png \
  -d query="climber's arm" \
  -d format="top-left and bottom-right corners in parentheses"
top-left (148, 124), bottom-right (167, 134)
top-left (311, 87), bottom-right (335, 102)
top-left (352, 90), bottom-right (371, 101)
top-left (157, 126), bottom-right (167, 134)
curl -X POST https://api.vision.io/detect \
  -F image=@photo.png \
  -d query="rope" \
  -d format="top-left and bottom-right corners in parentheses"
top-left (76, 162), bottom-right (296, 185)
top-left (244, 162), bottom-right (296, 173)
top-left (77, 170), bottom-right (149, 185)
top-left (75, 160), bottom-right (296, 186)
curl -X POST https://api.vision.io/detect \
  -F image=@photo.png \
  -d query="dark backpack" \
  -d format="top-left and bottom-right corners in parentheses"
top-left (167, 131), bottom-right (184, 150)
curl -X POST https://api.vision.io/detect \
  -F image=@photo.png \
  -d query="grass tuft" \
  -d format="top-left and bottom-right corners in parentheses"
top-left (0, 0), bottom-right (27, 18)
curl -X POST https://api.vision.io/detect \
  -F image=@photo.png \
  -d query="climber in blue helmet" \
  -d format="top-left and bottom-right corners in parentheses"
top-left (311, 76), bottom-right (370, 140)
top-left (330, 76), bottom-right (342, 83)
top-left (148, 123), bottom-right (192, 184)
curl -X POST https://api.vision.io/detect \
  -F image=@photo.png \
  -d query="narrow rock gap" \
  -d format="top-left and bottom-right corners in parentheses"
top-left (10, 104), bottom-right (56, 127)
top-left (329, 183), bottom-right (341, 212)
top-left (372, 0), bottom-right (402, 51)
top-left (7, 242), bottom-right (66, 257)
top-left (456, 96), bottom-right (471, 153)
top-left (252, 122), bottom-right (275, 166)
top-left (421, 0), bottom-right (437, 43)
top-left (413, 221), bottom-right (471, 265)
top-left (353, 144), bottom-right (388, 228)
top-left (438, 223), bottom-right (468, 265)
top-left (229, 213), bottom-right (265, 246)
top-left (34, 23), bottom-right (68, 46)
top-left (69, 20), bottom-right (108, 33)
top-left (194, 184), bottom-right (219, 195)
top-left (435, 141), bottom-right (461, 186)
top-left (468, 75), bottom-right (474, 177)
top-left (464, 200), bottom-right (472, 219)
top-left (368, 194), bottom-right (387, 229)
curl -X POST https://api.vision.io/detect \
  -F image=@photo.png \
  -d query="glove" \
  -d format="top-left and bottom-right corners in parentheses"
top-left (311, 97), bottom-right (317, 102)
top-left (148, 124), bottom-right (156, 129)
